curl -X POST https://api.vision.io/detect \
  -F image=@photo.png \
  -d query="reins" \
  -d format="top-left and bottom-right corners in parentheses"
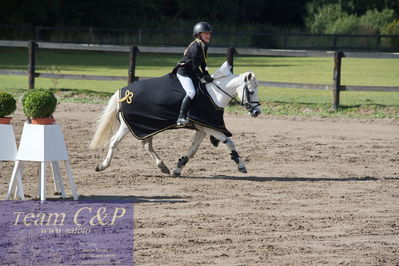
top-left (210, 81), bottom-right (260, 112)
top-left (210, 82), bottom-right (241, 106)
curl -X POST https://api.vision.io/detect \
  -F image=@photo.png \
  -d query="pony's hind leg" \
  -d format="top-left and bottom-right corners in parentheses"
top-left (95, 120), bottom-right (129, 172)
top-left (173, 129), bottom-right (206, 176)
top-left (142, 137), bottom-right (170, 174)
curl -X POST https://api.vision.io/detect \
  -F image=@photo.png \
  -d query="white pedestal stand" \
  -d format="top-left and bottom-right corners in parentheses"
top-left (0, 124), bottom-right (23, 198)
top-left (6, 122), bottom-right (78, 201)
top-left (0, 124), bottom-right (17, 160)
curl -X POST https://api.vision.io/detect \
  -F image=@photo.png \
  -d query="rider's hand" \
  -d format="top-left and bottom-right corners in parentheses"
top-left (201, 75), bottom-right (213, 83)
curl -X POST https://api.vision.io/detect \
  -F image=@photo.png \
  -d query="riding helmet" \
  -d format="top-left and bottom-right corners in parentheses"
top-left (193, 22), bottom-right (212, 36)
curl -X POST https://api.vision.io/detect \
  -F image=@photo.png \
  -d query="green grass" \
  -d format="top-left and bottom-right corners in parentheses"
top-left (1, 47), bottom-right (398, 118)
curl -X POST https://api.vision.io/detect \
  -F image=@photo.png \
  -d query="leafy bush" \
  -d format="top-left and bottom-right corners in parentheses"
top-left (305, 3), bottom-right (344, 34)
top-left (382, 19), bottom-right (399, 35)
top-left (22, 89), bottom-right (57, 118)
top-left (382, 19), bottom-right (399, 48)
top-left (305, 3), bottom-right (360, 34)
top-left (0, 91), bottom-right (17, 117)
top-left (360, 9), bottom-right (396, 34)
top-left (325, 14), bottom-right (359, 34)
top-left (306, 4), bottom-right (397, 35)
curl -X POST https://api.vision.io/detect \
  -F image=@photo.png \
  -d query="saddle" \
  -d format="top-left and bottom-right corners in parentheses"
top-left (119, 74), bottom-right (232, 140)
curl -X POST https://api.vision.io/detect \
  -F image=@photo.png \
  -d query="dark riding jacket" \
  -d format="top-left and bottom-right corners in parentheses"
top-left (174, 39), bottom-right (210, 81)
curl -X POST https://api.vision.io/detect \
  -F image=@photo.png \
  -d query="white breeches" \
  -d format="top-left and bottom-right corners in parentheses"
top-left (177, 73), bottom-right (196, 99)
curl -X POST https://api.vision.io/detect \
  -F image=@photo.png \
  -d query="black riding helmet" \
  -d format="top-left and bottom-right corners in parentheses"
top-left (193, 22), bottom-right (212, 36)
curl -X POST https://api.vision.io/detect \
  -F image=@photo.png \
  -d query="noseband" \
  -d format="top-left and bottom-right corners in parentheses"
top-left (211, 81), bottom-right (261, 113)
top-left (241, 84), bottom-right (261, 113)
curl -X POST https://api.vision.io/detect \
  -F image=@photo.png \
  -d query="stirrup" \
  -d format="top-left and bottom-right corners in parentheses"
top-left (176, 117), bottom-right (189, 126)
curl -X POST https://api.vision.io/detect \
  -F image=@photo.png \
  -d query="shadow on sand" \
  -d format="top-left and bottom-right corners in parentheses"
top-left (74, 194), bottom-right (188, 204)
top-left (24, 194), bottom-right (189, 204)
top-left (26, 176), bottom-right (396, 202)
top-left (175, 175), bottom-right (383, 182)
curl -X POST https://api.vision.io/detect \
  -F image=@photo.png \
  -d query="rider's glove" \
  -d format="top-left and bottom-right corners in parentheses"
top-left (201, 75), bottom-right (213, 83)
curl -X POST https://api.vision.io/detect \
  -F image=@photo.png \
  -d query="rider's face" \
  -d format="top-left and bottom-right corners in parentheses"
top-left (199, 32), bottom-right (212, 43)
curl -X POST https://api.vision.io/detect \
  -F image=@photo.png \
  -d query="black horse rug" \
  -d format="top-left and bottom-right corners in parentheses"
top-left (119, 73), bottom-right (232, 140)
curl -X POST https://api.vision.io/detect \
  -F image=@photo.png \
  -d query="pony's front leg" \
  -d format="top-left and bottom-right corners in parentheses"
top-left (95, 121), bottom-right (129, 172)
top-left (204, 128), bottom-right (247, 173)
top-left (173, 130), bottom-right (206, 176)
top-left (142, 137), bottom-right (170, 174)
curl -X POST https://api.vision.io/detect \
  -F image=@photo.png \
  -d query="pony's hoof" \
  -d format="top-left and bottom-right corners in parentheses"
top-left (161, 167), bottom-right (170, 174)
top-left (159, 163), bottom-right (170, 174)
top-left (239, 167), bottom-right (247, 173)
top-left (210, 136), bottom-right (220, 147)
top-left (95, 164), bottom-right (103, 172)
top-left (173, 169), bottom-right (181, 177)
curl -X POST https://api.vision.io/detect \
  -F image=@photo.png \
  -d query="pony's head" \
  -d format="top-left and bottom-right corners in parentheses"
top-left (227, 72), bottom-right (261, 117)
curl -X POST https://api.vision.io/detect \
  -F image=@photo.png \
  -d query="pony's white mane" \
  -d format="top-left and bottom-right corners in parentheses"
top-left (212, 61), bottom-right (232, 79)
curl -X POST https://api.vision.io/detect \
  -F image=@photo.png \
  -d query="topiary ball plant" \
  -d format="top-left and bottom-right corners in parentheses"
top-left (22, 89), bottom-right (57, 122)
top-left (0, 91), bottom-right (17, 118)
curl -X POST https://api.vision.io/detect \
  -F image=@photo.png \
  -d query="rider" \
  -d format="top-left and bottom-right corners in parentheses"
top-left (174, 22), bottom-right (214, 125)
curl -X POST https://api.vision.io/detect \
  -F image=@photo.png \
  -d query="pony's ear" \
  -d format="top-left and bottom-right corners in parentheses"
top-left (245, 72), bottom-right (255, 82)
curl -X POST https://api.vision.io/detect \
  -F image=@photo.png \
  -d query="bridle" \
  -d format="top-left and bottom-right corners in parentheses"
top-left (210, 80), bottom-right (261, 113)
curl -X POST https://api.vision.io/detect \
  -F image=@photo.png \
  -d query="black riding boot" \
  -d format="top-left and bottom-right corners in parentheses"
top-left (176, 96), bottom-right (192, 125)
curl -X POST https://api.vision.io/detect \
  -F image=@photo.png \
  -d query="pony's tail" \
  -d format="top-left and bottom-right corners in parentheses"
top-left (89, 91), bottom-right (119, 149)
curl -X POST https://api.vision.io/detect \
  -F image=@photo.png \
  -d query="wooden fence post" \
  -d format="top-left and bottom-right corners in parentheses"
top-left (28, 40), bottom-right (37, 89)
top-left (332, 50), bottom-right (343, 111)
top-left (128, 46), bottom-right (139, 84)
top-left (226, 47), bottom-right (236, 73)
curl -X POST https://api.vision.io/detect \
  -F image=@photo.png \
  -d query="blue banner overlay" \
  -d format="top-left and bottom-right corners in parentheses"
top-left (0, 200), bottom-right (134, 266)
